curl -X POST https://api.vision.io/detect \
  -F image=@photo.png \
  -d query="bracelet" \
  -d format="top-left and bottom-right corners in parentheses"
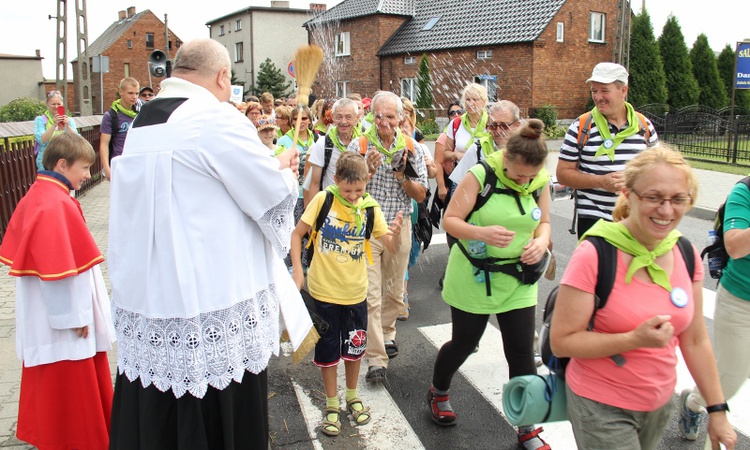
top-left (396, 176), bottom-right (407, 184)
top-left (706, 402), bottom-right (730, 414)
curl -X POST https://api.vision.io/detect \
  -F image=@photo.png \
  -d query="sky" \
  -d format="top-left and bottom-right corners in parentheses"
top-left (0, 0), bottom-right (747, 79)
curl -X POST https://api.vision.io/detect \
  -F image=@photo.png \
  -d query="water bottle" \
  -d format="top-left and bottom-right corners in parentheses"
top-left (706, 230), bottom-right (723, 279)
top-left (467, 238), bottom-right (487, 283)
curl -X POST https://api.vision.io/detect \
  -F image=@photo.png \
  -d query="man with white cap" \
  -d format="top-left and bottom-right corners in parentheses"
top-left (556, 62), bottom-right (658, 237)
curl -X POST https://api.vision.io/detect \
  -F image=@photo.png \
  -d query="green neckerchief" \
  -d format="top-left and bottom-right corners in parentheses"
top-left (328, 126), bottom-right (360, 153)
top-left (325, 185), bottom-right (380, 234)
top-left (112, 99), bottom-right (137, 118)
top-left (591, 102), bottom-right (640, 161)
top-left (43, 110), bottom-right (60, 133)
top-left (363, 124), bottom-right (407, 163)
top-left (582, 221), bottom-right (682, 291)
top-left (459, 111), bottom-right (489, 149)
top-left (314, 123), bottom-right (327, 134)
top-left (485, 150), bottom-right (549, 196)
top-left (285, 128), bottom-right (315, 149)
top-left (363, 112), bottom-right (374, 124)
top-left (477, 134), bottom-right (498, 159)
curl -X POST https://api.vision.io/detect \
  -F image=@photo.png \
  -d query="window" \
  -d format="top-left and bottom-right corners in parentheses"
top-left (474, 75), bottom-right (497, 102)
top-left (477, 50), bottom-right (492, 60)
top-left (589, 12), bottom-right (605, 43)
top-left (124, 63), bottom-right (130, 78)
top-left (336, 81), bottom-right (348, 98)
top-left (146, 33), bottom-right (154, 48)
top-left (127, 39), bottom-right (132, 49)
top-left (236, 19), bottom-right (242, 31)
top-left (234, 42), bottom-right (244, 63)
top-left (219, 25), bottom-right (225, 36)
top-left (556, 22), bottom-right (564, 42)
top-left (404, 56), bottom-right (416, 64)
top-left (335, 32), bottom-right (350, 56)
top-left (401, 78), bottom-right (418, 103)
top-left (423, 17), bottom-right (440, 31)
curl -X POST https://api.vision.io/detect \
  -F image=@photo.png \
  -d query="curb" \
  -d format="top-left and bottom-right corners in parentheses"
top-left (686, 206), bottom-right (716, 222)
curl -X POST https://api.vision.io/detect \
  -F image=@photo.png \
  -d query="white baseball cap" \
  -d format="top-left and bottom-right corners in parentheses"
top-left (586, 62), bottom-right (629, 85)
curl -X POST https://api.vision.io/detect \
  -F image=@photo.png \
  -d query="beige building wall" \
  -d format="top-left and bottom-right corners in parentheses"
top-left (0, 55), bottom-right (44, 107)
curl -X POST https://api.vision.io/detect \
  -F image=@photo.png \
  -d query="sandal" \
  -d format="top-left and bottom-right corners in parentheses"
top-left (517, 426), bottom-right (551, 450)
top-left (427, 387), bottom-right (457, 426)
top-left (347, 397), bottom-right (371, 426)
top-left (320, 407), bottom-right (341, 437)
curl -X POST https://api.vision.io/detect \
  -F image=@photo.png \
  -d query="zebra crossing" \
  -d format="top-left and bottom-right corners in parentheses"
top-left (273, 284), bottom-right (749, 450)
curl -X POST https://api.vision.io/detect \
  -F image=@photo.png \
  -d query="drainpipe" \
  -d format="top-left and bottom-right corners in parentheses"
top-left (249, 11), bottom-right (254, 91)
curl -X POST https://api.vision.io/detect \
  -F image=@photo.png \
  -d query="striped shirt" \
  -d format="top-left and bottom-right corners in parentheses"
top-left (558, 115), bottom-right (658, 221)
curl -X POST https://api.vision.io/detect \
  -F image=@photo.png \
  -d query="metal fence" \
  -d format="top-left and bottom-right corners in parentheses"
top-left (0, 118), bottom-right (103, 239)
top-left (638, 104), bottom-right (750, 165)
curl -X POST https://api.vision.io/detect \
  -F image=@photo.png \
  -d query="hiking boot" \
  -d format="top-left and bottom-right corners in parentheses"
top-left (385, 340), bottom-right (399, 359)
top-left (365, 366), bottom-right (387, 384)
top-left (518, 426), bottom-right (551, 450)
top-left (427, 387), bottom-right (457, 426)
top-left (678, 389), bottom-right (704, 441)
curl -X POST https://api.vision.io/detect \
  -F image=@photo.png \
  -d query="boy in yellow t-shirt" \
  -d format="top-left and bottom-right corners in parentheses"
top-left (291, 152), bottom-right (403, 437)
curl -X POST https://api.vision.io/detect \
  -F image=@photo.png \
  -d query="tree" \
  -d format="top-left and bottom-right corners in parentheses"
top-left (690, 34), bottom-right (728, 109)
top-left (628, 9), bottom-right (667, 107)
top-left (717, 45), bottom-right (750, 111)
top-left (415, 54), bottom-right (434, 109)
top-left (658, 16), bottom-right (699, 109)
top-left (0, 97), bottom-right (46, 122)
top-left (253, 58), bottom-right (292, 99)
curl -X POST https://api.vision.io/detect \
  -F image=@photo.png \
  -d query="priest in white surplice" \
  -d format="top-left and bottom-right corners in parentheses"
top-left (107, 38), bottom-right (315, 449)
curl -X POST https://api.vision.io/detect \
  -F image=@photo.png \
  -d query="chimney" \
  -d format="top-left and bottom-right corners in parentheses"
top-left (118, 10), bottom-right (126, 20)
top-left (309, 3), bottom-right (326, 12)
top-left (35, 49), bottom-right (41, 57)
top-left (271, 1), bottom-right (290, 8)
top-left (127, 6), bottom-right (136, 18)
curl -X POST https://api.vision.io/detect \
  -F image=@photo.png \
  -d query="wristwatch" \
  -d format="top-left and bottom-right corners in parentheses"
top-left (706, 402), bottom-right (730, 414)
top-left (396, 176), bottom-right (407, 184)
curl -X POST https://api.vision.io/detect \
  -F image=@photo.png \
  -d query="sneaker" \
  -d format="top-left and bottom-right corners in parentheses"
top-left (518, 426), bottom-right (551, 450)
top-left (678, 389), bottom-right (705, 441)
top-left (365, 366), bottom-right (387, 384)
top-left (398, 294), bottom-right (410, 321)
top-left (427, 387), bottom-right (457, 426)
top-left (385, 340), bottom-right (399, 359)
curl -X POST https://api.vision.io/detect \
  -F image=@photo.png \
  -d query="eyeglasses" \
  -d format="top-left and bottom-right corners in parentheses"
top-left (630, 188), bottom-right (692, 207)
top-left (248, 110), bottom-right (262, 116)
top-left (448, 109), bottom-right (463, 117)
top-left (295, 116), bottom-right (310, 121)
top-left (487, 120), bottom-right (520, 131)
top-left (140, 93), bottom-right (154, 98)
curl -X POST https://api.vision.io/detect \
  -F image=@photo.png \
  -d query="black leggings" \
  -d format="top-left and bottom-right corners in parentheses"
top-left (432, 306), bottom-right (537, 391)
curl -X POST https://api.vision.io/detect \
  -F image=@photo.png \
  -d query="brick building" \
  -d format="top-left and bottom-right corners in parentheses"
top-left (73, 7), bottom-right (182, 114)
top-left (305, 0), bottom-right (628, 119)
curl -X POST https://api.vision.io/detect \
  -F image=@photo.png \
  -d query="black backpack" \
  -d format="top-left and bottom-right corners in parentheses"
top-left (538, 235), bottom-right (695, 379)
top-left (304, 191), bottom-right (375, 264)
top-left (700, 177), bottom-right (750, 279)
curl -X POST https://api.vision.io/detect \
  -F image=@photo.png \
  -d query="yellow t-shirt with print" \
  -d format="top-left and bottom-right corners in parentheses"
top-left (301, 191), bottom-right (388, 305)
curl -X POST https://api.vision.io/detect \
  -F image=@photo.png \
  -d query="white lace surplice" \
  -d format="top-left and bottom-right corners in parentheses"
top-left (108, 78), bottom-right (301, 398)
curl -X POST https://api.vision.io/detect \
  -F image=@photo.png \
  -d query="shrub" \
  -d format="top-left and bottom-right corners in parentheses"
top-left (0, 97), bottom-right (47, 122)
top-left (530, 105), bottom-right (558, 131)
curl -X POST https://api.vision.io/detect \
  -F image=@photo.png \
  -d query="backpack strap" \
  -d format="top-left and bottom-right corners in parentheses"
top-left (108, 107), bottom-right (119, 163)
top-left (305, 191), bottom-right (335, 263)
top-left (576, 112), bottom-right (594, 152)
top-left (364, 206), bottom-right (375, 240)
top-left (472, 160), bottom-right (542, 217)
top-left (635, 112), bottom-right (652, 143)
top-left (320, 135), bottom-right (334, 191)
top-left (451, 116), bottom-right (461, 150)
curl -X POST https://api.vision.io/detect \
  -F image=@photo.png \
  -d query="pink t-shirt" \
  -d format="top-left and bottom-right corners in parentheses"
top-left (560, 239), bottom-right (704, 411)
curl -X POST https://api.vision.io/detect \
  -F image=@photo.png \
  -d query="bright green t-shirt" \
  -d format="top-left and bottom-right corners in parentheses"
top-left (720, 182), bottom-right (750, 300)
top-left (442, 161), bottom-right (549, 314)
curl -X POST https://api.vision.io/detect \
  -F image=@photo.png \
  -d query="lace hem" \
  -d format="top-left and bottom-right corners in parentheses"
top-left (113, 287), bottom-right (280, 399)
top-left (258, 192), bottom-right (296, 256)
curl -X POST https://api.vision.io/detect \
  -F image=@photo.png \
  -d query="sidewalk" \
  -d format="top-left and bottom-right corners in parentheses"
top-left (0, 153), bottom-right (743, 447)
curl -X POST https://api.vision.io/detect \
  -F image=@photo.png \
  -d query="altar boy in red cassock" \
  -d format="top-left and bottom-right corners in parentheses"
top-left (0, 132), bottom-right (116, 450)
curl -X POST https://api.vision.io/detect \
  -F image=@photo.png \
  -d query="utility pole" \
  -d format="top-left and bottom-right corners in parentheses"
top-left (54, 0), bottom-right (92, 115)
top-left (612, 0), bottom-right (632, 69)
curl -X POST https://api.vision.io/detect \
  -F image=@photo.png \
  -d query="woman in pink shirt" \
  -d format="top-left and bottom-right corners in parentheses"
top-left (551, 145), bottom-right (736, 450)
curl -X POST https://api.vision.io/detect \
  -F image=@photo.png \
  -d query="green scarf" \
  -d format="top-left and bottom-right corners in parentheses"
top-left (328, 126), bottom-right (361, 153)
top-left (285, 128), bottom-right (315, 150)
top-left (363, 112), bottom-right (374, 124)
top-left (459, 111), bottom-right (489, 149)
top-left (363, 124), bottom-right (407, 163)
top-left (582, 221), bottom-right (682, 291)
top-left (477, 134), bottom-right (498, 159)
top-left (591, 102), bottom-right (640, 161)
top-left (43, 110), bottom-right (60, 134)
top-left (485, 151), bottom-right (550, 196)
top-left (325, 185), bottom-right (380, 235)
top-left (314, 123), bottom-right (327, 134)
top-left (112, 99), bottom-right (137, 118)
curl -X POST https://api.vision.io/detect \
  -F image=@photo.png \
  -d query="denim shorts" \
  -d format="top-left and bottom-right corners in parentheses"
top-left (313, 297), bottom-right (368, 367)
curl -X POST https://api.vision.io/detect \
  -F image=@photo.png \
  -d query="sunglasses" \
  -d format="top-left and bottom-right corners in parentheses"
top-left (257, 118), bottom-right (276, 127)
top-left (46, 90), bottom-right (62, 99)
top-left (140, 93), bottom-right (154, 97)
top-left (487, 120), bottom-right (520, 131)
top-left (448, 109), bottom-right (463, 117)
